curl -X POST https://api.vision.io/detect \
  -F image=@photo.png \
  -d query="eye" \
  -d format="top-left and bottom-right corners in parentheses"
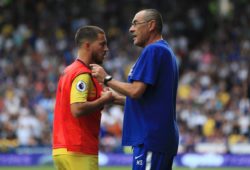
top-left (131, 21), bottom-right (138, 26)
top-left (100, 42), bottom-right (106, 47)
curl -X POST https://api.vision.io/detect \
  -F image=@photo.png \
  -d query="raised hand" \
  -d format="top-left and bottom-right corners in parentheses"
top-left (90, 64), bottom-right (108, 83)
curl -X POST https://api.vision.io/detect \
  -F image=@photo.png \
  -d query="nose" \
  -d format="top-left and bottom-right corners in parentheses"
top-left (104, 45), bottom-right (108, 51)
top-left (129, 25), bottom-right (135, 33)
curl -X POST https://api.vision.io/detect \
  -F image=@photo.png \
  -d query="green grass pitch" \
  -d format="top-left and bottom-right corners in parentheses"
top-left (0, 166), bottom-right (249, 170)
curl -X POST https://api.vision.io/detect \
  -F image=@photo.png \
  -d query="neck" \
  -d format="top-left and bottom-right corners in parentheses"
top-left (145, 34), bottom-right (162, 47)
top-left (77, 50), bottom-right (91, 66)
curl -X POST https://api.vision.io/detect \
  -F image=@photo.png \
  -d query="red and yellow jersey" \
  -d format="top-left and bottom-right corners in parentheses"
top-left (70, 73), bottom-right (96, 104)
top-left (53, 59), bottom-right (102, 155)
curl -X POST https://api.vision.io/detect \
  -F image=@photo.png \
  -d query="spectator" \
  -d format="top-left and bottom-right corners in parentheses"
top-left (0, 0), bottom-right (249, 154)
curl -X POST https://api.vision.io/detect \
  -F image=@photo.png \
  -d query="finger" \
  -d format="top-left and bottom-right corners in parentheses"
top-left (103, 87), bottom-right (110, 92)
top-left (90, 65), bottom-right (95, 70)
top-left (90, 64), bottom-right (98, 68)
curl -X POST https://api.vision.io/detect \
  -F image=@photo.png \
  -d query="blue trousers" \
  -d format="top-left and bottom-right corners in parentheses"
top-left (132, 144), bottom-right (174, 170)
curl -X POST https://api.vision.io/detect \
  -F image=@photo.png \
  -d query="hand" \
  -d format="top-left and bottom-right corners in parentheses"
top-left (110, 89), bottom-right (126, 105)
top-left (103, 87), bottom-right (120, 101)
top-left (90, 64), bottom-right (107, 83)
top-left (101, 90), bottom-right (114, 103)
top-left (111, 90), bottom-right (122, 101)
top-left (103, 86), bottom-right (110, 92)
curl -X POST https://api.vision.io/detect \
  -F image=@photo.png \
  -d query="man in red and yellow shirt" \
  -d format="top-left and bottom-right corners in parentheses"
top-left (52, 26), bottom-right (114, 170)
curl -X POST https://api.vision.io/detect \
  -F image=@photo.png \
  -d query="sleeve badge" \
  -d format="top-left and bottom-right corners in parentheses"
top-left (76, 80), bottom-right (86, 92)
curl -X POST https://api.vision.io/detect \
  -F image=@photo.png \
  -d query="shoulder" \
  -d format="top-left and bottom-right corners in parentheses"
top-left (72, 74), bottom-right (91, 92)
top-left (74, 73), bottom-right (91, 82)
top-left (64, 61), bottom-right (78, 73)
top-left (142, 41), bottom-right (172, 59)
top-left (65, 61), bottom-right (91, 77)
top-left (144, 40), bottom-right (169, 53)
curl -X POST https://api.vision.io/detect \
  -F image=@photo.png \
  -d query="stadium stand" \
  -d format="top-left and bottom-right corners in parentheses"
top-left (0, 0), bottom-right (249, 156)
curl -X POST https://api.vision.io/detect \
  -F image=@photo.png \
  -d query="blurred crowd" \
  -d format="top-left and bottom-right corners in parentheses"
top-left (0, 0), bottom-right (249, 154)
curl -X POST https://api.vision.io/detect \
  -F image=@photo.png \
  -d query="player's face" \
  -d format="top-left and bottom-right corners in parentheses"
top-left (90, 33), bottom-right (108, 65)
top-left (129, 11), bottom-right (150, 47)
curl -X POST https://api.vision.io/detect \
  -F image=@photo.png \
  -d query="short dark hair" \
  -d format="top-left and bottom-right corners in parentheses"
top-left (142, 9), bottom-right (163, 34)
top-left (75, 26), bottom-right (105, 48)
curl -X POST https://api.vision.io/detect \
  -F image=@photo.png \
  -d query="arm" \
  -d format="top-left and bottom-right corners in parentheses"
top-left (90, 64), bottom-right (147, 99)
top-left (112, 90), bottom-right (126, 105)
top-left (108, 79), bottom-right (146, 99)
top-left (71, 91), bottom-right (113, 117)
top-left (69, 73), bottom-right (114, 118)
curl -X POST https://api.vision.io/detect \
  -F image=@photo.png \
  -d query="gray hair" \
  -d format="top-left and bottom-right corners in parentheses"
top-left (141, 9), bottom-right (163, 33)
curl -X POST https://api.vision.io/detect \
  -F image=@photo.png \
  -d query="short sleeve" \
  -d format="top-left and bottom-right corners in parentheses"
top-left (70, 74), bottom-right (92, 104)
top-left (130, 45), bottom-right (161, 85)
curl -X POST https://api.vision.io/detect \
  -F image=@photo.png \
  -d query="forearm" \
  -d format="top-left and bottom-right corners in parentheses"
top-left (107, 79), bottom-right (141, 99)
top-left (71, 96), bottom-right (111, 117)
top-left (90, 64), bottom-right (146, 98)
top-left (113, 94), bottom-right (126, 105)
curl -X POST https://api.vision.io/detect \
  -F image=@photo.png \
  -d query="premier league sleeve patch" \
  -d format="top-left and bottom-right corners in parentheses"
top-left (76, 80), bottom-right (86, 92)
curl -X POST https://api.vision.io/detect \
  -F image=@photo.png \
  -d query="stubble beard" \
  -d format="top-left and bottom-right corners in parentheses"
top-left (93, 53), bottom-right (104, 65)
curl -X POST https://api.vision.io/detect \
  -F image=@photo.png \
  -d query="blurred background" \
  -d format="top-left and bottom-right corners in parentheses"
top-left (0, 0), bottom-right (249, 168)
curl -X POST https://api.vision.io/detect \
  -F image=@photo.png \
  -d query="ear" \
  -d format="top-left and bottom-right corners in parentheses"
top-left (82, 41), bottom-right (91, 49)
top-left (148, 20), bottom-right (156, 32)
